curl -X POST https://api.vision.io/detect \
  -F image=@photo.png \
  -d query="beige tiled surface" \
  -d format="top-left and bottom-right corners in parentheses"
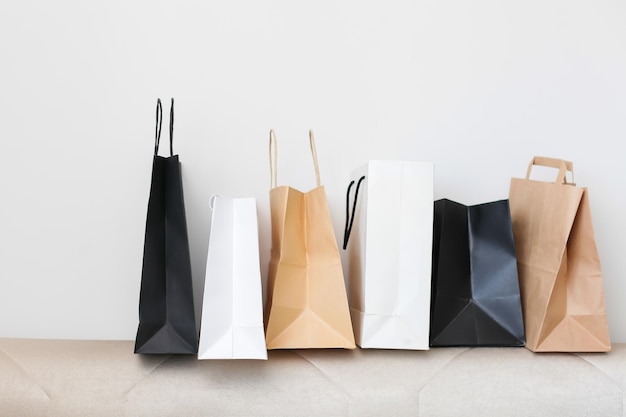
top-left (0, 339), bottom-right (623, 417)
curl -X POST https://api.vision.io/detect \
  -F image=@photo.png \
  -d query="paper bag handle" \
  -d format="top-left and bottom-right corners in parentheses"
top-left (309, 130), bottom-right (321, 188)
top-left (342, 175), bottom-right (366, 250)
top-left (269, 129), bottom-right (278, 188)
top-left (153, 99), bottom-right (163, 155)
top-left (153, 98), bottom-right (174, 157)
top-left (268, 129), bottom-right (322, 189)
top-left (525, 156), bottom-right (574, 184)
top-left (209, 194), bottom-right (223, 211)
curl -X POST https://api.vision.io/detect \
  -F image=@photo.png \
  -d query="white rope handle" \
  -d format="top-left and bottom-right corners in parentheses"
top-left (269, 129), bottom-right (321, 189)
top-left (269, 129), bottom-right (278, 189)
top-left (309, 130), bottom-right (321, 187)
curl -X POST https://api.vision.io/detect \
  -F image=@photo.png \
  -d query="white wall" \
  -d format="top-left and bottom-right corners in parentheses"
top-left (1, 0), bottom-right (625, 342)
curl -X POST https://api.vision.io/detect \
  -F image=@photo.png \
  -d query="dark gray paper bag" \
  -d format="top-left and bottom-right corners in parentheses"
top-left (430, 199), bottom-right (525, 347)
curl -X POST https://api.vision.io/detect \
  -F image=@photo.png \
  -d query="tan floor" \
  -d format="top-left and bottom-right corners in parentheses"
top-left (0, 338), bottom-right (623, 417)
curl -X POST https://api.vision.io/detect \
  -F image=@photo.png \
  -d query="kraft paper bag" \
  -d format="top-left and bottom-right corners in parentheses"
top-left (198, 196), bottom-right (268, 360)
top-left (509, 156), bottom-right (610, 352)
top-left (135, 99), bottom-right (198, 354)
top-left (264, 130), bottom-right (356, 349)
top-left (430, 199), bottom-right (525, 347)
top-left (343, 161), bottom-right (434, 349)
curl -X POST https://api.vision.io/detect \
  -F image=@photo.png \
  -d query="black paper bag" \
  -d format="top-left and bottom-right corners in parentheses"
top-left (430, 198), bottom-right (525, 347)
top-left (135, 99), bottom-right (198, 354)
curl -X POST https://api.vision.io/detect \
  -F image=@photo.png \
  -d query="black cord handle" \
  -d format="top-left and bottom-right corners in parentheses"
top-left (153, 99), bottom-right (163, 156)
top-left (343, 175), bottom-right (366, 250)
top-left (153, 98), bottom-right (174, 156)
top-left (168, 98), bottom-right (174, 157)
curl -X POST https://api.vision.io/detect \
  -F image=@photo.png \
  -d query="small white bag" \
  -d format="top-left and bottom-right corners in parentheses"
top-left (344, 161), bottom-right (434, 350)
top-left (198, 196), bottom-right (267, 360)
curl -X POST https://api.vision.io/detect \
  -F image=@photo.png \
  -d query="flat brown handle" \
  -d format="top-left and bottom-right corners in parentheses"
top-left (525, 156), bottom-right (574, 184)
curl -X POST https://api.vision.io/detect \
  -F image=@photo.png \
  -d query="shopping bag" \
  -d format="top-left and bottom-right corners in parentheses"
top-left (198, 196), bottom-right (267, 360)
top-left (343, 161), bottom-right (434, 349)
top-left (134, 99), bottom-right (198, 354)
top-left (264, 130), bottom-right (356, 349)
top-left (430, 198), bottom-right (525, 347)
top-left (509, 156), bottom-right (610, 352)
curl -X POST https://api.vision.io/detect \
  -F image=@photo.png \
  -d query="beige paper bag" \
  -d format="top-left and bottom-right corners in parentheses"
top-left (264, 130), bottom-right (356, 349)
top-left (509, 156), bottom-right (610, 352)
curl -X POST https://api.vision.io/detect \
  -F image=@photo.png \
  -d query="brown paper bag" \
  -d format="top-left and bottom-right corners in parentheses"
top-left (264, 130), bottom-right (356, 349)
top-left (509, 156), bottom-right (610, 352)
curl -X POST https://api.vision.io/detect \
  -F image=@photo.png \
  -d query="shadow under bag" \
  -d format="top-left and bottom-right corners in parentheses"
top-left (430, 198), bottom-right (525, 347)
top-left (135, 99), bottom-right (198, 354)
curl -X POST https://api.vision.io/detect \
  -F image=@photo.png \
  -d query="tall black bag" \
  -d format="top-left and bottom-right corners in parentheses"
top-left (135, 99), bottom-right (198, 354)
top-left (430, 199), bottom-right (525, 347)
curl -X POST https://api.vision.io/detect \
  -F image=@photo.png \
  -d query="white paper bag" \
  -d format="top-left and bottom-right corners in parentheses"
top-left (198, 196), bottom-right (267, 360)
top-left (344, 161), bottom-right (434, 349)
